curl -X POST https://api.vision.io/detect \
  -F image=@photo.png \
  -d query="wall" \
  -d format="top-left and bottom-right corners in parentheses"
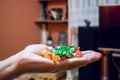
top-left (0, 0), bottom-right (41, 60)
top-left (69, 0), bottom-right (120, 27)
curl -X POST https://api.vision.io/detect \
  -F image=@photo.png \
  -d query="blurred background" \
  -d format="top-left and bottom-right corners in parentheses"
top-left (0, 0), bottom-right (120, 80)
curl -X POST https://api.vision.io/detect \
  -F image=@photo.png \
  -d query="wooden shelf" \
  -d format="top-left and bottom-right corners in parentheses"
top-left (35, 20), bottom-right (68, 24)
top-left (36, 0), bottom-right (68, 45)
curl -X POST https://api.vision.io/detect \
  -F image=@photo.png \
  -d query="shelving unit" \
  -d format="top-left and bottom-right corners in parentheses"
top-left (35, 20), bottom-right (68, 24)
top-left (34, 0), bottom-right (69, 80)
top-left (36, 0), bottom-right (68, 46)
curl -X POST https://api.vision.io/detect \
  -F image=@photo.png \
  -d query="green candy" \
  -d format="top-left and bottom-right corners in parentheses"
top-left (52, 45), bottom-right (76, 58)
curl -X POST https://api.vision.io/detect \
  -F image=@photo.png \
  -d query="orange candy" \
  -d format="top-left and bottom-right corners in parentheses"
top-left (40, 50), bottom-right (61, 62)
top-left (53, 56), bottom-right (61, 62)
top-left (75, 47), bottom-right (83, 58)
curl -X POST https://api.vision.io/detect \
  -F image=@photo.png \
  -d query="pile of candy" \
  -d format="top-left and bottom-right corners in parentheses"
top-left (40, 45), bottom-right (82, 62)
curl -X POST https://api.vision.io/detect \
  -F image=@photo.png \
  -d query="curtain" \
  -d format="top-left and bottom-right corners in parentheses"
top-left (68, 0), bottom-right (120, 28)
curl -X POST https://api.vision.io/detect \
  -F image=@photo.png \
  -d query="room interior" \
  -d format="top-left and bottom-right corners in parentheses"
top-left (0, 0), bottom-right (120, 80)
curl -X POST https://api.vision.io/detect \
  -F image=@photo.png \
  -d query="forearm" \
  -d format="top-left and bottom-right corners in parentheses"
top-left (0, 53), bottom-right (20, 80)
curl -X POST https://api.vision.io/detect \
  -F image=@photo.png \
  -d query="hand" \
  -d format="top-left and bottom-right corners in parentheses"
top-left (15, 44), bottom-right (102, 73)
top-left (0, 44), bottom-right (102, 80)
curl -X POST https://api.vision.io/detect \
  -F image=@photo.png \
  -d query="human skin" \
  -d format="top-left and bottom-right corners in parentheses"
top-left (0, 44), bottom-right (102, 80)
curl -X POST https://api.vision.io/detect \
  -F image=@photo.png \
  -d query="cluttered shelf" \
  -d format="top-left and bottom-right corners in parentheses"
top-left (36, 0), bottom-right (68, 46)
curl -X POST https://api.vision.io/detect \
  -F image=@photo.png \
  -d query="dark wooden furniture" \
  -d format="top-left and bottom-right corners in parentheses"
top-left (78, 27), bottom-right (101, 80)
top-left (99, 5), bottom-right (120, 80)
top-left (98, 48), bottom-right (120, 80)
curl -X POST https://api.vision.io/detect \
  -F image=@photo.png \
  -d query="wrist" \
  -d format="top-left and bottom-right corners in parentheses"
top-left (0, 51), bottom-right (23, 80)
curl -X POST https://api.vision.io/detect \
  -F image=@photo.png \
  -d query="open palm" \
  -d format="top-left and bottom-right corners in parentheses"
top-left (15, 44), bottom-right (102, 74)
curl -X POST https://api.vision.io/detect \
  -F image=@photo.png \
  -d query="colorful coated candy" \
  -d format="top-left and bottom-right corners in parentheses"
top-left (52, 45), bottom-right (75, 58)
top-left (40, 45), bottom-right (82, 62)
top-left (40, 50), bottom-right (61, 62)
top-left (75, 47), bottom-right (82, 58)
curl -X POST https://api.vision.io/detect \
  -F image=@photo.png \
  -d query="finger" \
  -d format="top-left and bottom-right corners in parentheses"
top-left (55, 57), bottom-right (91, 70)
top-left (59, 52), bottom-right (101, 67)
top-left (57, 58), bottom-right (91, 67)
top-left (55, 58), bottom-right (90, 71)
top-left (82, 52), bottom-right (102, 63)
top-left (83, 52), bottom-right (102, 59)
top-left (82, 50), bottom-right (96, 55)
top-left (25, 44), bottom-right (48, 52)
top-left (67, 58), bottom-right (91, 64)
top-left (82, 50), bottom-right (102, 57)
top-left (46, 46), bottom-right (52, 51)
